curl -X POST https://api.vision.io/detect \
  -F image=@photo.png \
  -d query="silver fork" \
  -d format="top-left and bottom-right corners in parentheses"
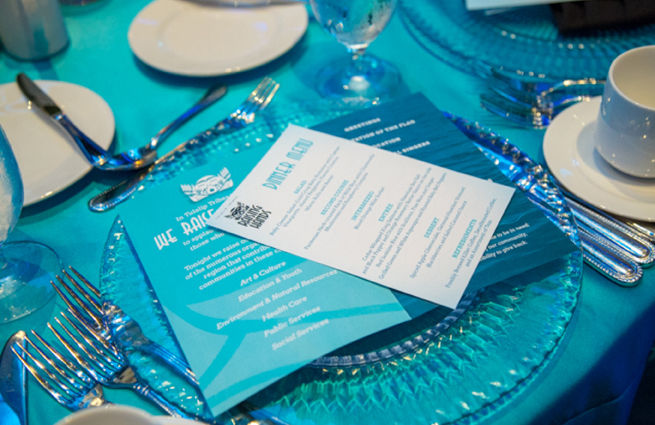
top-left (48, 311), bottom-right (196, 419)
top-left (51, 267), bottom-right (197, 384)
top-left (483, 77), bottom-right (598, 111)
top-left (52, 268), bottom-right (284, 425)
top-left (472, 60), bottom-right (605, 106)
top-left (480, 93), bottom-right (556, 129)
top-left (12, 330), bottom-right (109, 411)
top-left (88, 77), bottom-right (280, 212)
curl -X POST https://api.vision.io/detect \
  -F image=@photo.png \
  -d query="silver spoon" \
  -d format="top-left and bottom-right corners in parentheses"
top-left (16, 73), bottom-right (227, 171)
top-left (103, 83), bottom-right (228, 170)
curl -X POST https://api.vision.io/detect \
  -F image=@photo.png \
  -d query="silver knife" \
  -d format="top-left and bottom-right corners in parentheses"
top-left (566, 197), bottom-right (655, 268)
top-left (620, 220), bottom-right (655, 243)
top-left (16, 73), bottom-right (113, 167)
top-left (0, 332), bottom-right (27, 425)
top-left (578, 227), bottom-right (643, 287)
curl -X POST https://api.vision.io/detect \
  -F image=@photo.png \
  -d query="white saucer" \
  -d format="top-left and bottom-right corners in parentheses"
top-left (128, 0), bottom-right (308, 76)
top-left (0, 81), bottom-right (115, 206)
top-left (543, 97), bottom-right (655, 222)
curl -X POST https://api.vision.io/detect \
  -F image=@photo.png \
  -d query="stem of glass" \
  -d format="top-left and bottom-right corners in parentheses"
top-left (346, 45), bottom-right (369, 80)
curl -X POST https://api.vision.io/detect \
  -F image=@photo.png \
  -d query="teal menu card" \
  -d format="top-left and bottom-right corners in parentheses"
top-left (118, 144), bottom-right (411, 416)
top-left (117, 92), bottom-right (576, 416)
top-left (311, 93), bottom-right (577, 295)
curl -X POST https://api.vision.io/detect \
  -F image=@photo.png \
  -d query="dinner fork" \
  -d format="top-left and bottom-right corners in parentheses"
top-left (12, 330), bottom-right (110, 411)
top-left (52, 269), bottom-right (285, 424)
top-left (480, 93), bottom-right (556, 129)
top-left (472, 60), bottom-right (605, 106)
top-left (88, 77), bottom-right (280, 212)
top-left (51, 267), bottom-right (197, 384)
top-left (47, 310), bottom-right (196, 419)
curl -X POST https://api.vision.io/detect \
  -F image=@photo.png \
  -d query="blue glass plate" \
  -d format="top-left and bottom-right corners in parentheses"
top-left (400, 0), bottom-right (655, 80)
top-left (100, 101), bottom-right (582, 424)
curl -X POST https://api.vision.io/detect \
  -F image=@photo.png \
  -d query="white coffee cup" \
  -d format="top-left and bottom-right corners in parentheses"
top-left (54, 405), bottom-right (204, 425)
top-left (595, 45), bottom-right (655, 178)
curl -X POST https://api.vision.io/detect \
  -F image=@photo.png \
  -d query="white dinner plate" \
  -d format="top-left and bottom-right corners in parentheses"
top-left (0, 81), bottom-right (115, 206)
top-left (543, 97), bottom-right (655, 222)
top-left (128, 0), bottom-right (308, 76)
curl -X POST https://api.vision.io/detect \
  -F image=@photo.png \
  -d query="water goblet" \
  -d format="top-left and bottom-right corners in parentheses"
top-left (310, 0), bottom-right (401, 100)
top-left (0, 125), bottom-right (59, 323)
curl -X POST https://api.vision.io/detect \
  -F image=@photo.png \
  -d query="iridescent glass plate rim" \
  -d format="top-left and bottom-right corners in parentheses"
top-left (400, 0), bottom-right (655, 80)
top-left (100, 100), bottom-right (582, 424)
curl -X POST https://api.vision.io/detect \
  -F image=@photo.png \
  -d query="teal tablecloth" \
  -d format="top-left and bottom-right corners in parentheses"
top-left (0, 1), bottom-right (653, 424)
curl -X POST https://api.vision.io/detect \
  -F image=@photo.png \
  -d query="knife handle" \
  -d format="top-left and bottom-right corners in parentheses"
top-left (133, 382), bottom-right (197, 419)
top-left (566, 197), bottom-right (655, 268)
top-left (624, 221), bottom-right (655, 243)
top-left (88, 122), bottom-right (233, 212)
top-left (56, 114), bottom-right (112, 167)
top-left (579, 227), bottom-right (643, 287)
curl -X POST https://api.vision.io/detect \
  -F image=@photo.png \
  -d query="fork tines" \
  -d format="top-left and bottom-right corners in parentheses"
top-left (51, 266), bottom-right (104, 331)
top-left (239, 77), bottom-right (280, 117)
top-left (12, 327), bottom-right (106, 409)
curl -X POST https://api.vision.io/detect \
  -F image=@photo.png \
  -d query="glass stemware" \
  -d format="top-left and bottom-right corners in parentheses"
top-left (310, 0), bottom-right (401, 100)
top-left (0, 125), bottom-right (59, 323)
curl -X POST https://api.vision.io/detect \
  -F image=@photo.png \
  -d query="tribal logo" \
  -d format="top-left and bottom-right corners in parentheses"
top-left (225, 203), bottom-right (271, 229)
top-left (181, 168), bottom-right (233, 202)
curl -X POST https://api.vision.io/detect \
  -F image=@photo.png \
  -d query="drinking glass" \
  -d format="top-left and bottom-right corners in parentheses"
top-left (0, 125), bottom-right (59, 323)
top-left (310, 0), bottom-right (401, 100)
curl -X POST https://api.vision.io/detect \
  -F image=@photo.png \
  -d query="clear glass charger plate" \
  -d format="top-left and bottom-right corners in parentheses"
top-left (400, 0), bottom-right (655, 80)
top-left (100, 100), bottom-right (582, 424)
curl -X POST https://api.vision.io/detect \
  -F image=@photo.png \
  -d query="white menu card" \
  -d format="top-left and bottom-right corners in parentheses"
top-left (207, 125), bottom-right (515, 309)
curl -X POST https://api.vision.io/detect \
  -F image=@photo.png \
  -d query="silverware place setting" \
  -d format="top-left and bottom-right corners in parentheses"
top-left (88, 77), bottom-right (280, 212)
top-left (473, 61), bottom-right (606, 129)
top-left (16, 73), bottom-right (228, 172)
top-left (13, 291), bottom-right (197, 419)
top-left (8, 267), bottom-right (282, 424)
top-left (562, 192), bottom-right (654, 286)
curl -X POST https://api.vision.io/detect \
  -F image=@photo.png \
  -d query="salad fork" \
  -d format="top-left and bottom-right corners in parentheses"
top-left (12, 330), bottom-right (109, 410)
top-left (51, 267), bottom-right (197, 384)
top-left (51, 268), bottom-right (285, 424)
top-left (88, 77), bottom-right (280, 212)
top-left (47, 311), bottom-right (195, 419)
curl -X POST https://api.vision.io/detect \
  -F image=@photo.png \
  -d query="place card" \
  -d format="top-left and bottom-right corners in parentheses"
top-left (117, 145), bottom-right (411, 416)
top-left (207, 125), bottom-right (515, 309)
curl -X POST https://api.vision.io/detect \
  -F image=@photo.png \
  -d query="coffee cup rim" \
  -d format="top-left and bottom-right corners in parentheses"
top-left (54, 405), bottom-right (153, 425)
top-left (608, 45), bottom-right (655, 113)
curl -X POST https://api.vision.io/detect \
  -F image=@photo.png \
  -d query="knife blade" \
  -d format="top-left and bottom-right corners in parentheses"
top-left (15, 74), bottom-right (62, 118)
top-left (15, 73), bottom-right (112, 167)
top-left (0, 332), bottom-right (27, 425)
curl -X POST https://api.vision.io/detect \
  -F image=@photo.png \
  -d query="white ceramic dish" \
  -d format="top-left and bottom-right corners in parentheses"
top-left (128, 0), bottom-right (308, 76)
top-left (0, 80), bottom-right (115, 206)
top-left (54, 405), bottom-right (201, 425)
top-left (543, 97), bottom-right (655, 222)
